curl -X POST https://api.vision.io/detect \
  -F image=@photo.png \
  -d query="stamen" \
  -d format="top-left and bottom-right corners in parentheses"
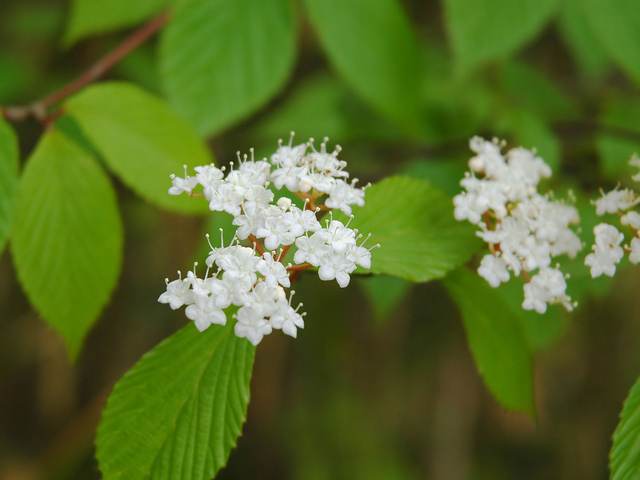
top-left (345, 215), bottom-right (355, 228)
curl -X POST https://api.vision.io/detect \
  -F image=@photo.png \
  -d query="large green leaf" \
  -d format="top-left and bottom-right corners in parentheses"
top-left (492, 277), bottom-right (566, 352)
top-left (443, 268), bottom-right (535, 414)
top-left (556, 0), bottom-right (611, 75)
top-left (336, 176), bottom-right (482, 282)
top-left (97, 321), bottom-right (255, 480)
top-left (611, 375), bottom-right (640, 480)
top-left (582, 0), bottom-right (640, 85)
top-left (159, 0), bottom-right (295, 136)
top-left (443, 0), bottom-right (559, 74)
top-left (65, 82), bottom-right (212, 214)
top-left (303, 0), bottom-right (422, 130)
top-left (11, 129), bottom-right (123, 357)
top-left (596, 96), bottom-right (640, 179)
top-left (64, 0), bottom-right (168, 45)
top-left (499, 61), bottom-right (577, 121)
top-left (0, 118), bottom-right (19, 255)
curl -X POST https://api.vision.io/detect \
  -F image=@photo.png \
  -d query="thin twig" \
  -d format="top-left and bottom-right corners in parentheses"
top-left (2, 10), bottom-right (170, 123)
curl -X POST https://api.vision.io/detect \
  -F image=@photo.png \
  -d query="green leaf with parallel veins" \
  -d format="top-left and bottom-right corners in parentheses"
top-left (64, 0), bottom-right (168, 45)
top-left (97, 321), bottom-right (255, 480)
top-left (335, 176), bottom-right (483, 283)
top-left (159, 0), bottom-right (295, 136)
top-left (582, 0), bottom-right (640, 85)
top-left (611, 375), bottom-right (640, 479)
top-left (596, 96), bottom-right (640, 179)
top-left (443, 0), bottom-right (559, 74)
top-left (444, 268), bottom-right (535, 415)
top-left (0, 118), bottom-right (19, 255)
top-left (65, 82), bottom-right (212, 214)
top-left (11, 129), bottom-right (123, 358)
top-left (303, 0), bottom-right (422, 130)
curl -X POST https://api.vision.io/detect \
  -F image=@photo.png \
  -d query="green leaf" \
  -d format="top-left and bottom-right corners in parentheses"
top-left (64, 0), bottom-right (168, 45)
top-left (596, 96), bottom-right (640, 179)
top-left (303, 0), bottom-right (422, 130)
top-left (400, 157), bottom-right (467, 198)
top-left (159, 0), bottom-right (295, 136)
top-left (611, 375), bottom-right (640, 479)
top-left (11, 129), bottom-right (123, 357)
top-left (335, 176), bottom-right (483, 282)
top-left (492, 277), bottom-right (566, 352)
top-left (97, 321), bottom-right (255, 480)
top-left (65, 82), bottom-right (212, 214)
top-left (497, 109), bottom-right (561, 174)
top-left (556, 0), bottom-right (611, 76)
top-left (443, 268), bottom-right (535, 414)
top-left (253, 73), bottom-right (348, 144)
top-left (358, 275), bottom-right (411, 326)
top-left (499, 61), bottom-right (577, 121)
top-left (0, 118), bottom-right (19, 255)
top-left (443, 0), bottom-right (559, 74)
top-left (582, 0), bottom-right (640, 85)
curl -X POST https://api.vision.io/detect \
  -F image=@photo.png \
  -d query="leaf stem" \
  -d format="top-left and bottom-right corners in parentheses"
top-left (1, 11), bottom-right (171, 123)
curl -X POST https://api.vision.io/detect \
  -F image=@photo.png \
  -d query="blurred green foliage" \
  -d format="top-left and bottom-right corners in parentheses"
top-left (2, 0), bottom-right (640, 478)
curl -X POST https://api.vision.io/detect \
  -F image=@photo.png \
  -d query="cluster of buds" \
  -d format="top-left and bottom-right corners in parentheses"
top-left (453, 137), bottom-right (582, 313)
top-left (159, 135), bottom-right (378, 345)
top-left (585, 156), bottom-right (640, 278)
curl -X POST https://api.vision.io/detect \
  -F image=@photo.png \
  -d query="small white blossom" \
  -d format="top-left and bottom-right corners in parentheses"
top-left (628, 237), bottom-right (640, 264)
top-left (477, 254), bottom-right (510, 287)
top-left (169, 165), bottom-right (199, 195)
top-left (454, 137), bottom-right (580, 313)
top-left (161, 134), bottom-right (375, 345)
top-left (594, 188), bottom-right (640, 215)
top-left (621, 211), bottom-right (640, 230)
top-left (585, 223), bottom-right (624, 278)
top-left (523, 267), bottom-right (572, 314)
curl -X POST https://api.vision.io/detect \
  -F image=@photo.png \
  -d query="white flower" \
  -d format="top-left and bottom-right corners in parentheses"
top-left (628, 237), bottom-right (640, 264)
top-left (325, 179), bottom-right (367, 215)
top-left (194, 164), bottom-right (224, 200)
top-left (522, 267), bottom-right (572, 314)
top-left (294, 232), bottom-right (331, 266)
top-left (630, 155), bottom-right (640, 182)
top-left (185, 295), bottom-right (227, 331)
top-left (270, 291), bottom-right (305, 338)
top-left (169, 165), bottom-right (198, 195)
top-left (234, 306), bottom-right (272, 346)
top-left (162, 135), bottom-right (375, 344)
top-left (621, 211), bottom-right (640, 230)
top-left (257, 252), bottom-right (291, 287)
top-left (289, 205), bottom-right (322, 236)
top-left (584, 223), bottom-right (624, 278)
top-left (454, 137), bottom-right (580, 313)
top-left (477, 254), bottom-right (510, 287)
top-left (594, 188), bottom-right (640, 215)
top-left (158, 272), bottom-right (193, 309)
top-left (207, 182), bottom-right (245, 215)
top-left (255, 212), bottom-right (296, 251)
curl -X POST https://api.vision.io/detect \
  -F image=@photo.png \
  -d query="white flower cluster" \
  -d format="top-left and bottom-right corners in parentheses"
top-left (159, 135), bottom-right (377, 345)
top-left (454, 137), bottom-right (582, 313)
top-left (585, 156), bottom-right (640, 278)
